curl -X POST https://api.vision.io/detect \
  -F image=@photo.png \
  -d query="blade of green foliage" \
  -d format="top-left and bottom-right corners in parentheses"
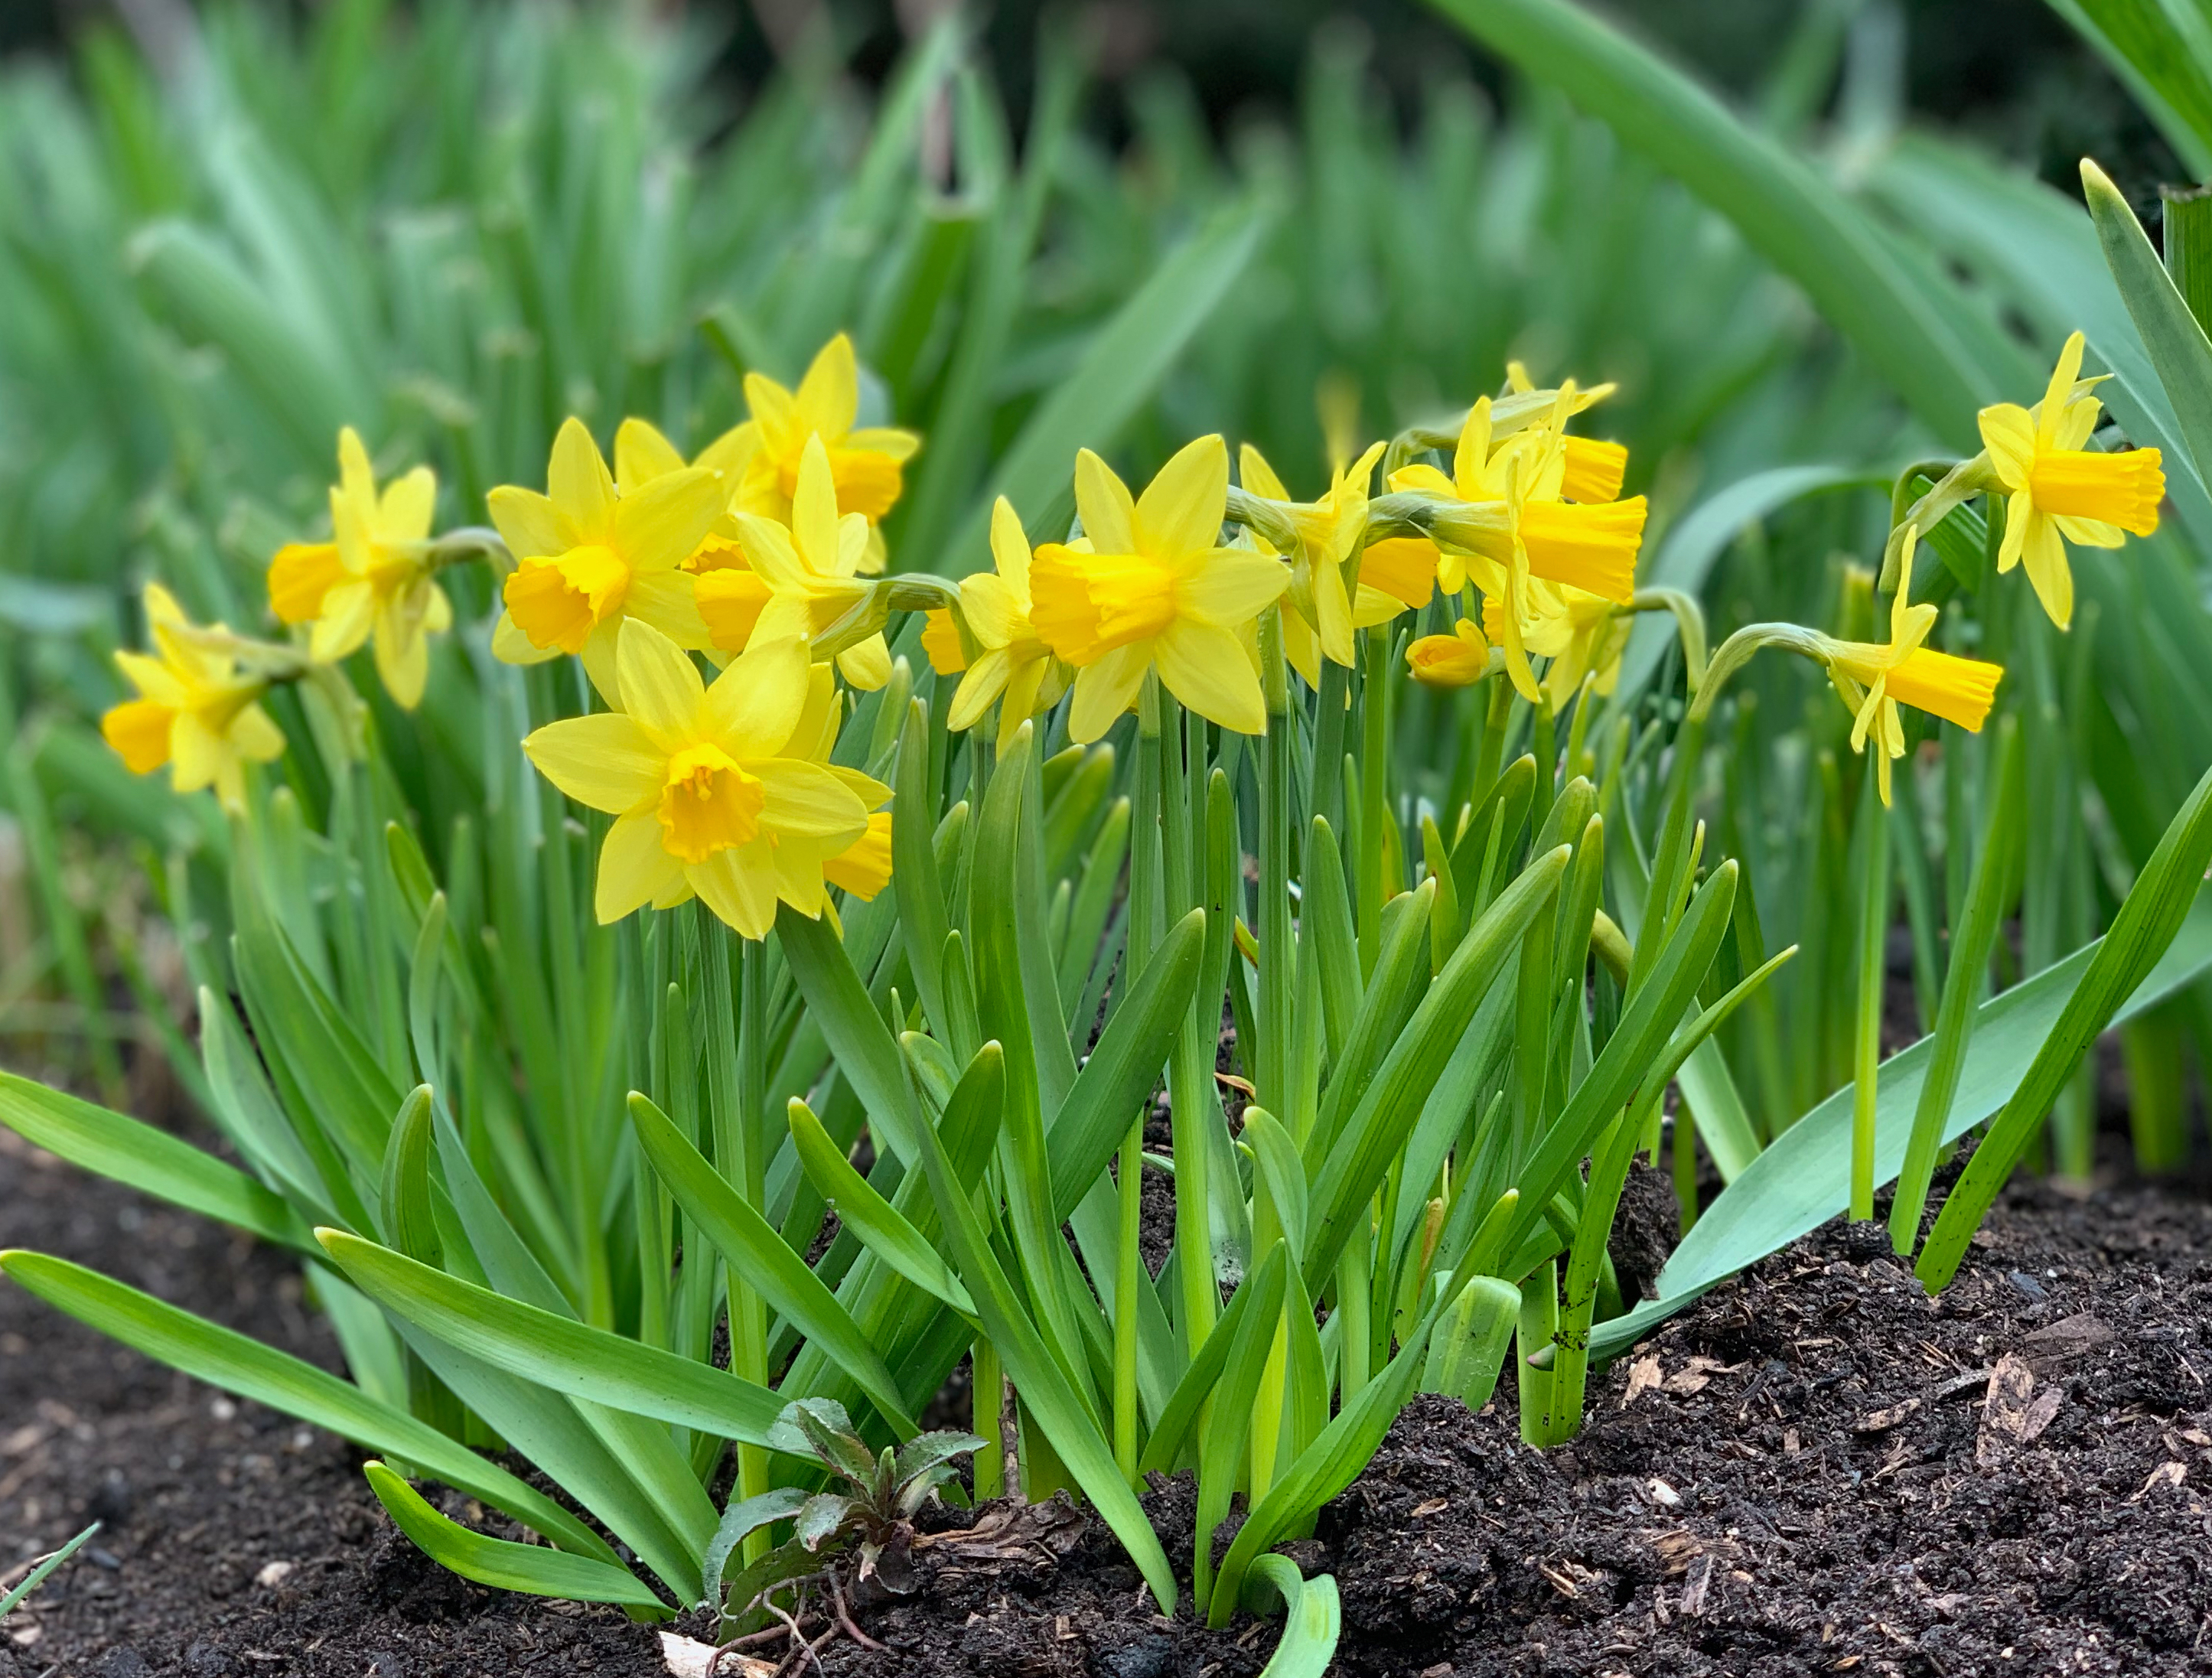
top-left (314, 1230), bottom-right (786, 1446)
top-left (0, 1073), bottom-right (315, 1251)
top-left (787, 1096), bottom-right (976, 1316)
top-left (0, 1522), bottom-right (99, 1618)
top-left (1248, 1554), bottom-right (1341, 1678)
top-left (2046, 0), bottom-right (2212, 180)
top-left (1920, 764), bottom-right (2212, 1287)
top-left (1429, 0), bottom-right (1992, 444)
top-left (627, 1093), bottom-right (918, 1433)
top-left (1595, 892), bottom-right (2212, 1355)
top-left (363, 1461), bottom-right (668, 1614)
top-left (0, 1250), bottom-right (613, 1560)
top-left (2080, 158), bottom-right (2212, 495)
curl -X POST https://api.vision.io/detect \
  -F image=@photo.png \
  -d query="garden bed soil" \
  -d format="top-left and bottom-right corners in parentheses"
top-left (15, 1106), bottom-right (2212, 1675)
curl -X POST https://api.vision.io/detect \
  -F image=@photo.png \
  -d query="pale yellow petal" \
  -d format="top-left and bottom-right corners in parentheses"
top-left (625, 569), bottom-right (712, 651)
top-left (836, 633), bottom-right (892, 691)
top-left (794, 333), bottom-right (859, 435)
top-left (595, 813), bottom-right (685, 923)
top-left (492, 609), bottom-right (564, 666)
top-left (754, 758), bottom-right (868, 841)
top-left (614, 617), bottom-right (708, 744)
top-left (524, 712), bottom-right (665, 813)
top-left (1154, 619), bottom-right (1265, 734)
top-left (960, 572), bottom-right (1022, 647)
top-left (614, 468), bottom-right (725, 575)
top-left (487, 485), bottom-right (575, 562)
top-left (1135, 434), bottom-right (1228, 559)
top-left (1977, 404), bottom-right (2035, 490)
top-left (1068, 640), bottom-right (1148, 744)
top-left (1175, 548), bottom-right (1290, 628)
top-left (1074, 450), bottom-right (1138, 556)
top-left (705, 634), bottom-right (808, 754)
top-left (948, 646), bottom-right (1012, 732)
top-left (846, 425), bottom-right (920, 461)
top-left (791, 435), bottom-right (842, 571)
top-left (308, 580), bottom-right (376, 661)
top-left (615, 418), bottom-right (688, 489)
top-left (2021, 521), bottom-right (2074, 630)
top-left (1997, 491), bottom-right (2034, 573)
top-left (374, 605), bottom-right (429, 709)
top-left (379, 465), bottom-right (437, 542)
top-left (548, 417), bottom-right (616, 537)
top-left (687, 845), bottom-right (778, 940)
top-left (1237, 443), bottom-right (1289, 503)
top-left (989, 496), bottom-right (1032, 598)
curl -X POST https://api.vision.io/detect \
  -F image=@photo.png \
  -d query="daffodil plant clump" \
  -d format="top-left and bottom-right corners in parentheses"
top-left (8, 263), bottom-right (2211, 1667)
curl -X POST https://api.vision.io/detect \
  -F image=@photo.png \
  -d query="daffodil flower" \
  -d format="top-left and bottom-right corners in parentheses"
top-left (1822, 529), bottom-right (2002, 806)
top-left (1236, 440), bottom-right (1395, 687)
top-left (698, 435), bottom-right (894, 690)
top-left (491, 419), bottom-right (726, 702)
top-left (730, 334), bottom-right (920, 573)
top-left (1977, 330), bottom-right (2164, 630)
top-left (521, 619), bottom-right (887, 937)
top-left (920, 609), bottom-right (968, 676)
top-left (1481, 582), bottom-right (1627, 707)
top-left (101, 584), bottom-right (287, 809)
top-left (1406, 618), bottom-right (1490, 688)
top-left (266, 428), bottom-right (450, 709)
top-left (937, 497), bottom-right (1070, 749)
top-left (1028, 435), bottom-right (1289, 741)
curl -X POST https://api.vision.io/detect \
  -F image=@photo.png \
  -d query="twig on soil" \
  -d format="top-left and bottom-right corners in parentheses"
top-left (827, 1571), bottom-right (886, 1652)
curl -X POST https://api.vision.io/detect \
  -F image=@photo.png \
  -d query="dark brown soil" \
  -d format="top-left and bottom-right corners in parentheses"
top-left (1315, 1163), bottom-right (2212, 1677)
top-left (0, 1122), bottom-right (665, 1678)
top-left (17, 1061), bottom-right (2212, 1676)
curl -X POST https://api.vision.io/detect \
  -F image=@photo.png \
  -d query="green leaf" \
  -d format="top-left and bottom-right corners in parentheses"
top-left (313, 1230), bottom-right (787, 1446)
top-left (2080, 158), bottom-right (2212, 497)
top-left (788, 1097), bottom-right (975, 1316)
top-left (778, 906), bottom-right (924, 1166)
top-left (363, 1461), bottom-right (669, 1614)
top-left (1597, 891), bottom-right (2212, 1356)
top-left (1920, 761), bottom-right (2212, 1288)
top-left (1421, 1274), bottom-right (1520, 1411)
top-left (701, 1487), bottom-right (807, 1604)
top-left (1428, 0), bottom-right (1993, 445)
top-left (628, 1093), bottom-right (919, 1434)
top-left (903, 1041), bottom-right (1179, 1613)
top-left (0, 1251), bottom-right (613, 1562)
top-left (0, 1522), bottom-right (99, 1618)
top-left (0, 1072), bottom-right (316, 1251)
top-left (1045, 905), bottom-right (1206, 1220)
top-left (1194, 1241), bottom-right (1289, 1612)
top-left (2047, 0), bottom-right (2212, 180)
top-left (1248, 1555), bottom-right (1341, 1678)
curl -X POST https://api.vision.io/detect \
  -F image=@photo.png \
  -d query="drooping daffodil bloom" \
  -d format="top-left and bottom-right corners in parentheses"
top-left (608, 416), bottom-right (759, 574)
top-left (491, 419), bottom-right (725, 702)
top-left (1977, 330), bottom-right (2164, 630)
top-left (102, 584), bottom-right (287, 809)
top-left (521, 619), bottom-right (888, 937)
top-left (1235, 440), bottom-right (1398, 687)
top-left (1405, 617), bottom-right (1490, 688)
top-left (1821, 528), bottom-right (2002, 806)
top-left (934, 497), bottom-right (1070, 750)
top-left (1028, 435), bottom-right (1289, 741)
top-left (266, 428), bottom-right (450, 709)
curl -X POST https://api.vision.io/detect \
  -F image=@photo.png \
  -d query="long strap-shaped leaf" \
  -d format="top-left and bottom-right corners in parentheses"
top-left (788, 1097), bottom-right (976, 1317)
top-left (1919, 762), bottom-right (2212, 1287)
top-left (627, 1094), bottom-right (919, 1434)
top-left (2081, 158), bottom-right (2212, 497)
top-left (779, 905), bottom-right (924, 1166)
top-left (0, 1250), bottom-right (614, 1562)
top-left (0, 1072), bottom-right (317, 1252)
top-left (363, 1461), bottom-right (669, 1614)
top-left (1427, 0), bottom-right (1992, 445)
top-left (1249, 1555), bottom-right (1341, 1678)
top-left (1595, 891), bottom-right (2212, 1355)
top-left (314, 1230), bottom-right (787, 1445)
top-left (902, 1041), bottom-right (1179, 1613)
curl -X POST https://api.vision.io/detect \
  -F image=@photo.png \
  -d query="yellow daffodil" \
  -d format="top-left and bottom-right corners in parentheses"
top-left (521, 619), bottom-right (887, 937)
top-left (491, 419), bottom-right (725, 702)
top-left (698, 435), bottom-right (893, 689)
top-left (266, 428), bottom-right (450, 709)
top-left (611, 416), bottom-right (757, 573)
top-left (1028, 436), bottom-right (1288, 741)
top-left (1480, 583), bottom-right (1627, 708)
top-left (101, 585), bottom-right (287, 809)
top-left (729, 334), bottom-right (920, 574)
top-left (1406, 618), bottom-right (1490, 687)
top-left (1392, 392), bottom-right (1644, 700)
top-left (1236, 441), bottom-right (1396, 686)
top-left (1977, 330), bottom-right (2164, 630)
top-left (941, 497), bottom-right (1070, 749)
top-left (1823, 529), bottom-right (2002, 805)
top-left (825, 811), bottom-right (894, 901)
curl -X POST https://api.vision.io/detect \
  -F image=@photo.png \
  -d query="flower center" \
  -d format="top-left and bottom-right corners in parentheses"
top-left (503, 546), bottom-right (631, 653)
top-left (656, 743), bottom-right (765, 864)
top-left (1028, 546), bottom-right (1177, 665)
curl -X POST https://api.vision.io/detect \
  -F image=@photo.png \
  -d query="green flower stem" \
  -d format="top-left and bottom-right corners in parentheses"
top-left (1113, 1115), bottom-right (1144, 1483)
top-left (1849, 750), bottom-right (1891, 1222)
top-left (1357, 624), bottom-right (1391, 977)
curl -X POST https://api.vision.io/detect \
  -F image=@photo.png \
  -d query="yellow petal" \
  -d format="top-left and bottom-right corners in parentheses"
top-left (615, 617), bottom-right (708, 743)
top-left (268, 542), bottom-right (347, 625)
top-left (824, 811), bottom-right (894, 900)
top-left (755, 758), bottom-right (869, 841)
top-left (595, 812), bottom-right (686, 923)
top-left (380, 466), bottom-right (437, 542)
top-left (960, 571), bottom-right (1023, 647)
top-left (836, 634), bottom-right (892, 691)
top-left (1155, 619), bottom-right (1266, 734)
top-left (2037, 331), bottom-right (2086, 445)
top-left (1068, 641), bottom-right (1149, 744)
top-left (791, 435), bottom-right (843, 572)
top-left (1073, 449), bottom-right (1138, 557)
top-left (1237, 443), bottom-right (1289, 503)
top-left (705, 634), bottom-right (808, 754)
top-left (995, 656), bottom-right (1049, 753)
top-left (615, 418), bottom-right (688, 489)
top-left (2019, 520), bottom-right (2074, 630)
top-left (309, 579), bottom-right (376, 661)
top-left (1135, 434), bottom-right (1229, 559)
top-left (374, 605), bottom-right (429, 709)
top-left (547, 417), bottom-right (616, 536)
top-left (687, 844), bottom-right (778, 940)
top-left (524, 712), bottom-right (665, 813)
top-left (1976, 404), bottom-right (2035, 490)
top-left (794, 333), bottom-right (860, 435)
top-left (948, 646), bottom-right (1012, 732)
top-left (920, 608), bottom-right (968, 675)
top-left (492, 608), bottom-right (564, 666)
top-left (1174, 547), bottom-right (1289, 628)
top-left (337, 426), bottom-right (376, 508)
top-left (988, 496), bottom-right (1032, 598)
top-left (487, 485), bottom-right (575, 562)
top-left (102, 699), bottom-right (174, 774)
top-left (614, 468), bottom-right (725, 575)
